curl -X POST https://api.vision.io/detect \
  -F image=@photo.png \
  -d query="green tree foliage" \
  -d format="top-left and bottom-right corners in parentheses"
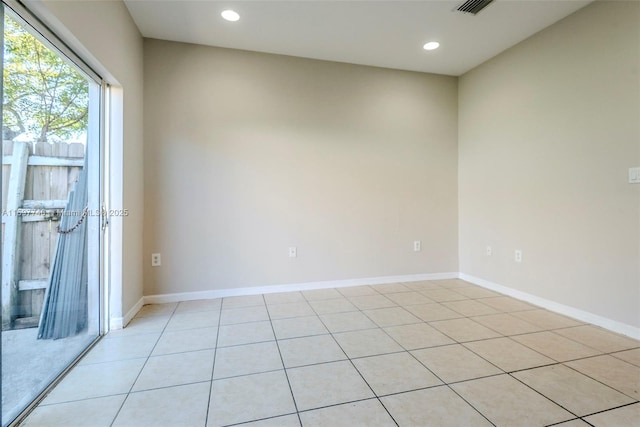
top-left (3, 14), bottom-right (88, 142)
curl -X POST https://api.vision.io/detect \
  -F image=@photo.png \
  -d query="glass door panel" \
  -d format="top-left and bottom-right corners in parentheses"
top-left (1, 6), bottom-right (102, 426)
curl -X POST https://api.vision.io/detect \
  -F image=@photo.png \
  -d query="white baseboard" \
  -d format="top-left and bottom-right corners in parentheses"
top-left (109, 296), bottom-right (144, 330)
top-left (460, 273), bottom-right (640, 340)
top-left (143, 272), bottom-right (459, 305)
top-left (124, 272), bottom-right (639, 341)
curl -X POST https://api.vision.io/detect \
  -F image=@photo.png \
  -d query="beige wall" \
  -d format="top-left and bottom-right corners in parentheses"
top-left (33, 0), bottom-right (145, 320)
top-left (459, 1), bottom-right (640, 328)
top-left (144, 40), bottom-right (458, 295)
top-left (30, 0), bottom-right (637, 333)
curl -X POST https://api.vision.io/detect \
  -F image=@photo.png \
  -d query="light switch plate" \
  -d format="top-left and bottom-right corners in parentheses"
top-left (629, 167), bottom-right (640, 184)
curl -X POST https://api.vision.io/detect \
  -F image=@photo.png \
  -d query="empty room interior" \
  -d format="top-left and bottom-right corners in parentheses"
top-left (1, 0), bottom-right (639, 426)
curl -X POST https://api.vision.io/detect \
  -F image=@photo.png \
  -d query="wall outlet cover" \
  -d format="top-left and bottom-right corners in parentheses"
top-left (151, 253), bottom-right (161, 267)
top-left (514, 250), bottom-right (522, 263)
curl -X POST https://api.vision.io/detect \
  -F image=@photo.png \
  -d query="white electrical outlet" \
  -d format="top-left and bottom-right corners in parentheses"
top-left (629, 167), bottom-right (640, 184)
top-left (151, 253), bottom-right (161, 267)
top-left (486, 246), bottom-right (492, 256)
top-left (514, 250), bottom-right (522, 263)
top-left (413, 241), bottom-right (421, 252)
top-left (288, 247), bottom-right (297, 258)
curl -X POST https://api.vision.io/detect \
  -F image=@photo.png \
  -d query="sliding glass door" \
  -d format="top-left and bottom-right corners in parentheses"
top-left (1, 3), bottom-right (104, 425)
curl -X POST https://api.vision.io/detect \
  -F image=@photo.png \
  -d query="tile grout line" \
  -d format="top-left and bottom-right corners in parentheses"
top-left (302, 289), bottom-right (401, 427)
top-left (560, 362), bottom-right (639, 402)
top-left (393, 295), bottom-right (583, 426)
top-left (508, 332), bottom-right (618, 363)
top-left (30, 392), bottom-right (128, 409)
top-left (420, 316), bottom-right (584, 425)
top-left (399, 332), bottom-right (499, 427)
top-left (316, 281), bottom-right (513, 426)
top-left (507, 371), bottom-right (582, 421)
top-left (23, 282), bottom-right (639, 426)
top-left (450, 330), bottom-right (582, 421)
top-left (304, 282), bottom-right (508, 425)
top-left (293, 396), bottom-right (398, 418)
top-left (99, 379), bottom-right (213, 397)
top-left (192, 286), bottom-right (634, 424)
top-left (504, 330), bottom-right (640, 400)
top-left (544, 417), bottom-right (590, 427)
top-left (577, 401), bottom-right (640, 420)
top-left (608, 347), bottom-right (640, 367)
top-left (222, 412), bottom-right (298, 427)
top-left (409, 291), bottom-right (640, 422)
top-left (545, 326), bottom-right (639, 356)
top-left (430, 312), bottom-right (591, 371)
top-left (262, 294), bottom-right (304, 427)
top-left (206, 367), bottom-right (289, 383)
top-left (204, 300), bottom-right (224, 427)
top-left (109, 303), bottom-right (180, 427)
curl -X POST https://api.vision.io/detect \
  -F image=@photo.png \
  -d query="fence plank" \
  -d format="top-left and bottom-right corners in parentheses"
top-left (18, 279), bottom-right (47, 291)
top-left (2, 165), bottom-right (11, 209)
top-left (20, 220), bottom-right (34, 281)
top-left (51, 144), bottom-right (69, 202)
top-left (31, 156), bottom-right (83, 167)
top-left (31, 289), bottom-right (45, 320)
top-left (33, 221), bottom-right (51, 280)
top-left (2, 142), bottom-right (30, 329)
top-left (3, 140), bottom-right (14, 155)
top-left (4, 141), bottom-right (85, 323)
top-left (22, 200), bottom-right (68, 209)
top-left (2, 141), bottom-right (15, 214)
top-left (18, 288), bottom-right (30, 317)
top-left (2, 156), bottom-right (84, 167)
top-left (3, 214), bottom-right (60, 223)
top-left (35, 141), bottom-right (52, 157)
top-left (32, 149), bottom-right (50, 205)
top-left (68, 143), bottom-right (85, 158)
top-left (24, 157), bottom-right (35, 201)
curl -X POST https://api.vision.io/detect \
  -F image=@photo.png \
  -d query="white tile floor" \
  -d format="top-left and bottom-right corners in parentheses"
top-left (20, 279), bottom-right (640, 427)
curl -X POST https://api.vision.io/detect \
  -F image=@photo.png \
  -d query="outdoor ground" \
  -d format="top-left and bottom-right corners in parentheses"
top-left (2, 327), bottom-right (94, 424)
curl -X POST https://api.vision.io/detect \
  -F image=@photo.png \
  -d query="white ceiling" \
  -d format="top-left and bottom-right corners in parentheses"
top-left (124, 0), bottom-right (592, 76)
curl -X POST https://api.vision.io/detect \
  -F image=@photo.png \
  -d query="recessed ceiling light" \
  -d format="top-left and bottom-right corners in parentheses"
top-left (423, 41), bottom-right (440, 51)
top-left (221, 10), bottom-right (240, 22)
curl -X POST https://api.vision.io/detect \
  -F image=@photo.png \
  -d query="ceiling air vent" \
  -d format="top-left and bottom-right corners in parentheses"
top-left (456, 0), bottom-right (495, 15)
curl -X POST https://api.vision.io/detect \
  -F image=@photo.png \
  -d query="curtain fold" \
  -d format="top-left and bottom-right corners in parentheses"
top-left (37, 157), bottom-right (88, 340)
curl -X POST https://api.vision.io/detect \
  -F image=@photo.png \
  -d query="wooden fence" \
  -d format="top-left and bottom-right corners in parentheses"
top-left (2, 140), bottom-right (84, 330)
